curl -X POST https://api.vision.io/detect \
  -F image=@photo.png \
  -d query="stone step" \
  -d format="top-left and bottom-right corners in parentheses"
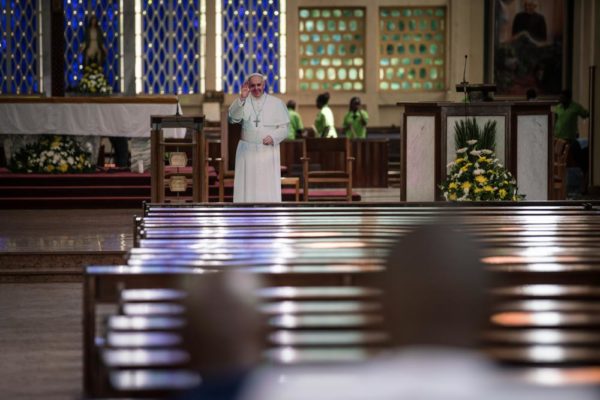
top-left (0, 270), bottom-right (83, 283)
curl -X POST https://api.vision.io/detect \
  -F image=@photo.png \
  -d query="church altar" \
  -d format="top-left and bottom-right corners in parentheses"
top-left (0, 96), bottom-right (185, 168)
top-left (400, 101), bottom-right (555, 201)
top-left (0, 96), bottom-right (184, 137)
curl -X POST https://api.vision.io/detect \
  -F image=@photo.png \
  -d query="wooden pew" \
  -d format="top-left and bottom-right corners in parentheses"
top-left (103, 287), bottom-right (197, 397)
top-left (92, 284), bottom-right (387, 397)
top-left (85, 203), bottom-right (600, 396)
top-left (142, 201), bottom-right (600, 214)
top-left (98, 296), bottom-right (197, 397)
top-left (84, 264), bottom-right (385, 395)
top-left (280, 138), bottom-right (389, 188)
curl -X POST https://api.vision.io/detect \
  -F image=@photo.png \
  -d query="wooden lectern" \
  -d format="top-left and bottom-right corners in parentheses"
top-left (399, 101), bottom-right (555, 201)
top-left (150, 115), bottom-right (206, 203)
top-left (455, 83), bottom-right (497, 102)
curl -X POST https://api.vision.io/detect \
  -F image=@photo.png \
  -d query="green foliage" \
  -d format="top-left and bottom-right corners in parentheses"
top-left (479, 120), bottom-right (497, 152)
top-left (8, 135), bottom-right (95, 173)
top-left (454, 117), bottom-right (496, 152)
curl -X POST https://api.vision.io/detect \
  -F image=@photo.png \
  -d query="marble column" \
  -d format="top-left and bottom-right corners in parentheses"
top-left (517, 115), bottom-right (549, 200)
top-left (406, 116), bottom-right (436, 201)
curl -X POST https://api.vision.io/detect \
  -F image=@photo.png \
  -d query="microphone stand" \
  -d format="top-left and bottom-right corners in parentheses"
top-left (461, 54), bottom-right (469, 121)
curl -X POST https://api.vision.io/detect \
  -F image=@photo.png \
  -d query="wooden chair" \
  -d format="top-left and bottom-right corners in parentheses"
top-left (552, 138), bottom-right (570, 200)
top-left (214, 109), bottom-right (239, 202)
top-left (203, 122), bottom-right (223, 202)
top-left (301, 137), bottom-right (355, 201)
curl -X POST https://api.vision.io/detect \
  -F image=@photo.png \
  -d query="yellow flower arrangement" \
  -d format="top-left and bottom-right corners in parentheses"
top-left (78, 62), bottom-right (112, 95)
top-left (475, 175), bottom-right (488, 184)
top-left (440, 140), bottom-right (525, 201)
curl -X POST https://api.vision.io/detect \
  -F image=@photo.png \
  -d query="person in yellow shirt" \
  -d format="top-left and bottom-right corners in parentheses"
top-left (342, 97), bottom-right (369, 139)
top-left (314, 92), bottom-right (337, 138)
top-left (286, 100), bottom-right (304, 140)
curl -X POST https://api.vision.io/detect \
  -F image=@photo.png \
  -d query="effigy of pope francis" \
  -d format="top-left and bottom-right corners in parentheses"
top-left (228, 73), bottom-right (290, 202)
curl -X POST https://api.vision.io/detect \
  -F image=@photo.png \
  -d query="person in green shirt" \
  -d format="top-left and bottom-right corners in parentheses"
top-left (342, 96), bottom-right (369, 139)
top-left (554, 90), bottom-right (589, 141)
top-left (314, 92), bottom-right (337, 138)
top-left (286, 100), bottom-right (304, 140)
top-left (554, 89), bottom-right (590, 193)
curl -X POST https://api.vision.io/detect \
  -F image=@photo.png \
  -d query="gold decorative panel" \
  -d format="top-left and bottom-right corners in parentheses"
top-left (379, 7), bottom-right (446, 91)
top-left (298, 8), bottom-right (365, 92)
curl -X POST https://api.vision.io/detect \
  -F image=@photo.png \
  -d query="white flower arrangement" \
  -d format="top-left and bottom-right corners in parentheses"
top-left (9, 135), bottom-right (94, 173)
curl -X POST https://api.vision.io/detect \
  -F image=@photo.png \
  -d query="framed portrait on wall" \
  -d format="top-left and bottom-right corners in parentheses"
top-left (488, 0), bottom-right (568, 97)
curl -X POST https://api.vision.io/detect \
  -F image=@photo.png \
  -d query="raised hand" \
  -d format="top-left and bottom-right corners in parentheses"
top-left (240, 80), bottom-right (250, 100)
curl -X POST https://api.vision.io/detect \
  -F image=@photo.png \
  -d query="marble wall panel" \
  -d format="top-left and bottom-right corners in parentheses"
top-left (517, 115), bottom-right (548, 200)
top-left (406, 116), bottom-right (436, 201)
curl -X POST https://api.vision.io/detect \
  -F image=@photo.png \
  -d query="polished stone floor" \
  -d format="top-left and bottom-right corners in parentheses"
top-left (2, 187), bottom-right (597, 399)
top-left (0, 208), bottom-right (137, 253)
top-left (0, 283), bottom-right (82, 400)
top-left (0, 208), bottom-right (142, 398)
top-left (0, 189), bottom-right (402, 399)
top-left (0, 188), bottom-right (400, 253)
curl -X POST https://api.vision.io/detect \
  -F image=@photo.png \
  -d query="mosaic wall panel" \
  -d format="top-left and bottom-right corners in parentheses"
top-left (298, 7), bottom-right (365, 92)
top-left (379, 7), bottom-right (446, 91)
top-left (64, 0), bottom-right (120, 93)
top-left (141, 0), bottom-right (201, 94)
top-left (221, 0), bottom-right (282, 94)
top-left (0, 1), bottom-right (41, 94)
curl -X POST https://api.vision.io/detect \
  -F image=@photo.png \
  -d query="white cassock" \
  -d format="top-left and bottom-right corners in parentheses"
top-left (228, 94), bottom-right (290, 203)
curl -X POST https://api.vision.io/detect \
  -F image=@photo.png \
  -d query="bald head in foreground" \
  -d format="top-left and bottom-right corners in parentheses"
top-left (380, 222), bottom-right (488, 349)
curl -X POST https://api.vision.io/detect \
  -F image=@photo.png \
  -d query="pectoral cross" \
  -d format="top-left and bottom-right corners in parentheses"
top-left (253, 117), bottom-right (260, 127)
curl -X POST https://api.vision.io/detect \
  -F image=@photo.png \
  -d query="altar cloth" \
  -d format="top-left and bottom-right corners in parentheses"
top-left (0, 97), bottom-right (185, 138)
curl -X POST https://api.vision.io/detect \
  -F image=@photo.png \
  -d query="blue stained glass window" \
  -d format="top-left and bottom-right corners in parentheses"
top-left (64, 0), bottom-right (120, 93)
top-left (0, 1), bottom-right (40, 94)
top-left (142, 0), bottom-right (201, 94)
top-left (222, 0), bottom-right (281, 94)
